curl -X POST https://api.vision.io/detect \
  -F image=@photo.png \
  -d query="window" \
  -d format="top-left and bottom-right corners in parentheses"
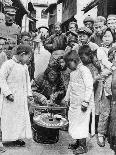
top-left (41, 9), bottom-right (47, 19)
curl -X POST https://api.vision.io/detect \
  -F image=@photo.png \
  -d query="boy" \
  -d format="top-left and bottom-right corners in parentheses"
top-left (0, 36), bottom-right (7, 153)
top-left (0, 44), bottom-right (33, 147)
top-left (63, 49), bottom-right (94, 154)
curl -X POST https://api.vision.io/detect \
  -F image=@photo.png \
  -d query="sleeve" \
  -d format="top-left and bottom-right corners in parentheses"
top-left (25, 65), bottom-right (32, 97)
top-left (81, 66), bottom-right (93, 102)
top-left (97, 48), bottom-right (113, 70)
top-left (63, 74), bottom-right (71, 102)
top-left (44, 35), bottom-right (55, 53)
top-left (0, 61), bottom-right (12, 97)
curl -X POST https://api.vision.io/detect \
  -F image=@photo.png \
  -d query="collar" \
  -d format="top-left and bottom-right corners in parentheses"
top-left (76, 62), bottom-right (83, 69)
top-left (12, 56), bottom-right (21, 64)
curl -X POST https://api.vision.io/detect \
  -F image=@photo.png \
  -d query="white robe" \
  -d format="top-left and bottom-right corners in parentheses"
top-left (65, 63), bottom-right (95, 139)
top-left (0, 58), bottom-right (32, 141)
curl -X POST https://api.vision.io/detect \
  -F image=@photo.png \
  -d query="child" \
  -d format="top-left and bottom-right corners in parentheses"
top-left (0, 36), bottom-right (7, 152)
top-left (63, 50), bottom-right (94, 154)
top-left (96, 27), bottom-right (116, 147)
top-left (0, 44), bottom-right (33, 147)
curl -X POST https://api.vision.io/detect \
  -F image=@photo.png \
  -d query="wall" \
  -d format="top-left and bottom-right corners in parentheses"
top-left (34, 6), bottom-right (48, 28)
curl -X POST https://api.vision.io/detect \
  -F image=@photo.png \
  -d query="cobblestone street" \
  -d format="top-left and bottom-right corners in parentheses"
top-left (1, 131), bottom-right (115, 155)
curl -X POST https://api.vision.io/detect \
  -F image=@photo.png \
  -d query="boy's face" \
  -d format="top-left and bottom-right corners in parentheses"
top-left (20, 52), bottom-right (32, 65)
top-left (78, 33), bottom-right (89, 45)
top-left (107, 19), bottom-right (116, 30)
top-left (55, 25), bottom-right (61, 34)
top-left (0, 39), bottom-right (5, 50)
top-left (94, 22), bottom-right (105, 35)
top-left (68, 60), bottom-right (78, 71)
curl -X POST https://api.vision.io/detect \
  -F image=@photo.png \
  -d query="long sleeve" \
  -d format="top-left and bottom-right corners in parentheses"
top-left (64, 81), bottom-right (71, 102)
top-left (0, 61), bottom-right (12, 97)
top-left (44, 35), bottom-right (55, 53)
top-left (81, 66), bottom-right (93, 102)
top-left (25, 65), bottom-right (32, 97)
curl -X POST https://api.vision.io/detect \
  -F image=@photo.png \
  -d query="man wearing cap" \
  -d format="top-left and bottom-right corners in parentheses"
top-left (83, 15), bottom-right (94, 33)
top-left (0, 5), bottom-right (21, 59)
top-left (78, 26), bottom-right (99, 51)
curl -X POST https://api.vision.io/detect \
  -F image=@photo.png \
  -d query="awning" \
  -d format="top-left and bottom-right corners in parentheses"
top-left (82, 0), bottom-right (100, 13)
top-left (45, 3), bottom-right (57, 13)
top-left (11, 0), bottom-right (28, 14)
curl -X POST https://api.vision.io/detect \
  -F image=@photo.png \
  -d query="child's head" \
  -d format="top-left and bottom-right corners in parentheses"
top-left (15, 44), bottom-right (32, 65)
top-left (107, 14), bottom-right (116, 30)
top-left (64, 50), bottom-right (81, 71)
top-left (78, 45), bottom-right (92, 65)
top-left (94, 16), bottom-right (106, 35)
top-left (102, 27), bottom-right (115, 46)
top-left (0, 37), bottom-right (7, 51)
top-left (19, 31), bottom-right (31, 45)
top-left (69, 21), bottom-right (78, 33)
top-left (78, 27), bottom-right (92, 45)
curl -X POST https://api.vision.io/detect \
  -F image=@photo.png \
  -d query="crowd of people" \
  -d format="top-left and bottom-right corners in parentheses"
top-left (0, 3), bottom-right (116, 155)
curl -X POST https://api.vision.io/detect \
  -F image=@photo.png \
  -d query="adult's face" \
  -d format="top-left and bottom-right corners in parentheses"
top-left (84, 21), bottom-right (93, 30)
top-left (55, 25), bottom-right (61, 34)
top-left (5, 13), bottom-right (15, 25)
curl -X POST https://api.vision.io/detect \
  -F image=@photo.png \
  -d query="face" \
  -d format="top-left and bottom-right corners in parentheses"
top-left (94, 22), bottom-right (105, 35)
top-left (20, 52), bottom-right (32, 65)
top-left (55, 25), bottom-right (61, 34)
top-left (0, 39), bottom-right (5, 50)
top-left (21, 36), bottom-right (30, 44)
top-left (69, 23), bottom-right (76, 32)
top-left (5, 13), bottom-right (15, 24)
top-left (48, 70), bottom-right (57, 82)
top-left (78, 33), bottom-right (89, 45)
top-left (84, 22), bottom-right (93, 30)
top-left (102, 30), bottom-right (114, 46)
top-left (68, 60), bottom-right (78, 71)
top-left (107, 19), bottom-right (116, 30)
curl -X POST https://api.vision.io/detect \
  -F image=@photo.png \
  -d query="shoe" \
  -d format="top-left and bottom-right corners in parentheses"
top-left (97, 134), bottom-right (105, 147)
top-left (14, 140), bottom-right (25, 147)
top-left (68, 141), bottom-right (79, 150)
top-left (74, 145), bottom-right (88, 154)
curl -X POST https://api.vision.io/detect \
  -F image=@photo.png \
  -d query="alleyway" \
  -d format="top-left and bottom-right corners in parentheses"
top-left (2, 131), bottom-right (114, 155)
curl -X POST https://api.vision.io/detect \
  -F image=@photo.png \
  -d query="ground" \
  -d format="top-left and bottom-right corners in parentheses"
top-left (2, 131), bottom-right (115, 155)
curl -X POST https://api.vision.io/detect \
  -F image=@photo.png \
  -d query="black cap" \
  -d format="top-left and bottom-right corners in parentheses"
top-left (77, 27), bottom-right (92, 36)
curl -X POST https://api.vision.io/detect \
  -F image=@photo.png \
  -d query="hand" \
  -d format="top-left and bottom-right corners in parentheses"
top-left (61, 99), bottom-right (69, 107)
top-left (6, 94), bottom-right (14, 102)
top-left (81, 101), bottom-right (89, 112)
top-left (81, 105), bottom-right (87, 112)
